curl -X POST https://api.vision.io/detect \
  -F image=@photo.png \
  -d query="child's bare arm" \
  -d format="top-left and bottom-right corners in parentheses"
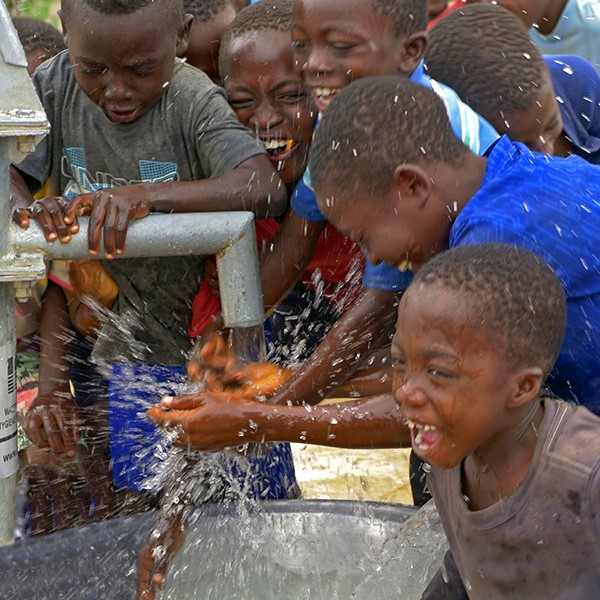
top-left (147, 392), bottom-right (410, 450)
top-left (266, 287), bottom-right (401, 406)
top-left (23, 281), bottom-right (80, 458)
top-left (260, 210), bottom-right (325, 314)
top-left (63, 154), bottom-right (286, 258)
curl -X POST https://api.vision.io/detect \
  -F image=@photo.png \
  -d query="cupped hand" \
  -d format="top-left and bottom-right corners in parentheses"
top-left (147, 391), bottom-right (256, 450)
top-left (23, 390), bottom-right (81, 458)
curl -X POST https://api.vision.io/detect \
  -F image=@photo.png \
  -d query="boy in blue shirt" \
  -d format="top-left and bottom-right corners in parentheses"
top-left (148, 77), bottom-right (600, 456)
top-left (215, 0), bottom-right (498, 410)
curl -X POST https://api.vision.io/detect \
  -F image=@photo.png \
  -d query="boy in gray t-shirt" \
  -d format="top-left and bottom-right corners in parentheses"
top-left (9, 0), bottom-right (286, 493)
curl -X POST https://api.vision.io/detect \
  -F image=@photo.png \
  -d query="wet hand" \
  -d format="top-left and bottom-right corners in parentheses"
top-left (188, 333), bottom-right (292, 399)
top-left (147, 391), bottom-right (256, 450)
top-left (23, 390), bottom-right (81, 458)
top-left (12, 196), bottom-right (79, 243)
top-left (65, 188), bottom-right (151, 259)
top-left (137, 513), bottom-right (186, 600)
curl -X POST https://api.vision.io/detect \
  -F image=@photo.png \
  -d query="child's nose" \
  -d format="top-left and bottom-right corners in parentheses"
top-left (104, 75), bottom-right (134, 101)
top-left (250, 99), bottom-right (284, 132)
top-left (303, 46), bottom-right (333, 77)
top-left (395, 377), bottom-right (427, 409)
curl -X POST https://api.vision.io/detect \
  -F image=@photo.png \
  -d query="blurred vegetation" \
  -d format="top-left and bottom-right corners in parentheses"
top-left (4, 0), bottom-right (60, 24)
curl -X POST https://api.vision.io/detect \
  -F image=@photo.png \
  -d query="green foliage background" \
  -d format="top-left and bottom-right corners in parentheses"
top-left (4, 0), bottom-right (60, 25)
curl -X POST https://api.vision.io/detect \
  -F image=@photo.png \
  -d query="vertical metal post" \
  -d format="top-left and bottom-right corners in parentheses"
top-left (0, 139), bottom-right (17, 546)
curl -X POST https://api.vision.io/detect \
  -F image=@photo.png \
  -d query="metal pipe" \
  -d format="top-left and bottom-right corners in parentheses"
top-left (0, 141), bottom-right (18, 546)
top-left (0, 211), bottom-right (264, 544)
top-left (11, 212), bottom-right (265, 327)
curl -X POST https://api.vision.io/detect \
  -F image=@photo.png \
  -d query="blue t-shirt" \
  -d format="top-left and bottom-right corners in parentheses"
top-left (291, 61), bottom-right (499, 291)
top-left (546, 54), bottom-right (600, 164)
top-left (451, 135), bottom-right (600, 413)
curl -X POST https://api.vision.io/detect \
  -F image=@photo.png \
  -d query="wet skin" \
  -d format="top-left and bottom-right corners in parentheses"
top-left (492, 78), bottom-right (563, 155)
top-left (479, 0), bottom-right (568, 32)
top-left (391, 282), bottom-right (544, 510)
top-left (183, 5), bottom-right (238, 84)
top-left (222, 29), bottom-right (318, 187)
top-left (291, 0), bottom-right (425, 111)
top-left (63, 4), bottom-right (191, 124)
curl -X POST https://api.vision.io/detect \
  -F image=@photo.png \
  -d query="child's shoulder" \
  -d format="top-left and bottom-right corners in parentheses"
top-left (542, 398), bottom-right (600, 474)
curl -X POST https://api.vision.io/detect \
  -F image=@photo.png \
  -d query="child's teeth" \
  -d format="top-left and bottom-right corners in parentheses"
top-left (397, 259), bottom-right (413, 272)
top-left (263, 139), bottom-right (292, 151)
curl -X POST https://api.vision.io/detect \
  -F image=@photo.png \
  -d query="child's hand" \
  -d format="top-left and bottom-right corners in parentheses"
top-left (188, 333), bottom-right (292, 399)
top-left (64, 188), bottom-right (151, 259)
top-left (137, 513), bottom-right (186, 600)
top-left (147, 391), bottom-right (257, 450)
top-left (12, 196), bottom-right (79, 243)
top-left (67, 260), bottom-right (119, 308)
top-left (23, 390), bottom-right (81, 458)
top-left (187, 333), bottom-right (237, 386)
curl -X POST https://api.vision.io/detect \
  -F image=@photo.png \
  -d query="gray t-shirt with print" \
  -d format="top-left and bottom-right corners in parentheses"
top-left (18, 51), bottom-right (266, 365)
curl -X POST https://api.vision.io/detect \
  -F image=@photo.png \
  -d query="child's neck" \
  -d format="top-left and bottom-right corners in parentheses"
top-left (536, 0), bottom-right (569, 35)
top-left (462, 400), bottom-right (544, 512)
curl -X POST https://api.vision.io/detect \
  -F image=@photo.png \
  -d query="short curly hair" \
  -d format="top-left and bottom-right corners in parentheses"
top-left (219, 0), bottom-right (294, 78)
top-left (310, 76), bottom-right (468, 201)
top-left (425, 4), bottom-right (548, 118)
top-left (12, 17), bottom-right (66, 58)
top-left (409, 243), bottom-right (566, 376)
top-left (370, 0), bottom-right (428, 37)
top-left (183, 0), bottom-right (235, 23)
top-left (62, 0), bottom-right (183, 29)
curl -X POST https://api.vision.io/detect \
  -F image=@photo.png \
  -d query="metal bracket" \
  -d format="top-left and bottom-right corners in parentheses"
top-left (0, 251), bottom-right (47, 301)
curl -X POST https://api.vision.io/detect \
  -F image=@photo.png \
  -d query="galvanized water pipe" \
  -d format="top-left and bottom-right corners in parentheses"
top-left (0, 212), bottom-right (264, 545)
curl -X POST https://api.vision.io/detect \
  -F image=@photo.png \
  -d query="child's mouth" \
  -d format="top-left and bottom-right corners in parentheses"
top-left (105, 105), bottom-right (139, 123)
top-left (262, 139), bottom-right (297, 161)
top-left (312, 87), bottom-right (339, 110)
top-left (406, 419), bottom-right (443, 455)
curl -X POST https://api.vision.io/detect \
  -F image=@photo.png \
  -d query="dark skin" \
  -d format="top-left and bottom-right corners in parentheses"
top-left (149, 149), bottom-right (490, 452)
top-left (11, 3), bottom-right (286, 257)
top-left (240, 0), bottom-right (428, 402)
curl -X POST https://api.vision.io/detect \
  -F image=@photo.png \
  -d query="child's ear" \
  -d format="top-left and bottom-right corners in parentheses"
top-left (397, 32), bottom-right (428, 76)
top-left (58, 10), bottom-right (68, 46)
top-left (176, 13), bottom-right (194, 56)
top-left (391, 164), bottom-right (432, 208)
top-left (506, 366), bottom-right (544, 410)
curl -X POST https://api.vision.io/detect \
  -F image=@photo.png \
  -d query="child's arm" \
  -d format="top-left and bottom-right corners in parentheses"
top-left (260, 209), bottom-right (326, 314)
top-left (265, 287), bottom-right (401, 406)
top-left (147, 392), bottom-right (411, 450)
top-left (62, 154), bottom-right (286, 258)
top-left (23, 281), bottom-right (80, 458)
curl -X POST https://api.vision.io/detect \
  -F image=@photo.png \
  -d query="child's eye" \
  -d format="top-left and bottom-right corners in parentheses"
top-left (228, 98), bottom-right (254, 110)
top-left (391, 356), bottom-right (408, 371)
top-left (134, 69), bottom-right (154, 78)
top-left (427, 366), bottom-right (453, 379)
top-left (291, 40), bottom-right (309, 53)
top-left (331, 42), bottom-right (357, 52)
top-left (277, 92), bottom-right (305, 105)
top-left (80, 65), bottom-right (107, 76)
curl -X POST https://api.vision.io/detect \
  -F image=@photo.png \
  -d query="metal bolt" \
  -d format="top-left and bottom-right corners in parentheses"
top-left (13, 280), bottom-right (33, 302)
top-left (17, 137), bottom-right (36, 155)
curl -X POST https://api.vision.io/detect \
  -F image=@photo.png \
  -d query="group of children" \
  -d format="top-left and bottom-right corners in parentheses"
top-left (9, 0), bottom-right (600, 597)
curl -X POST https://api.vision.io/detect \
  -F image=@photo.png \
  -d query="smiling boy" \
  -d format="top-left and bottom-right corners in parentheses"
top-left (395, 243), bottom-right (600, 599)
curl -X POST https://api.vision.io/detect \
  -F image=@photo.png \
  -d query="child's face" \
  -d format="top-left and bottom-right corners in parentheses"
top-left (494, 79), bottom-right (563, 155)
top-left (64, 6), bottom-right (189, 123)
top-left (184, 6), bottom-right (237, 84)
top-left (318, 184), bottom-right (449, 273)
top-left (222, 30), bottom-right (318, 186)
top-left (291, 0), bottom-right (414, 112)
top-left (391, 282), bottom-right (517, 469)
